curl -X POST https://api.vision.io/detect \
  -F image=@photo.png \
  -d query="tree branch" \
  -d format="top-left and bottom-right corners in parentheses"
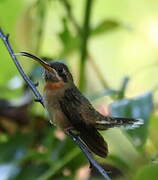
top-left (0, 28), bottom-right (44, 106)
top-left (68, 131), bottom-right (111, 180)
top-left (0, 28), bottom-right (111, 180)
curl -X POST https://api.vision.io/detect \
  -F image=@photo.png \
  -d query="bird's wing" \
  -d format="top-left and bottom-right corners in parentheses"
top-left (59, 87), bottom-right (108, 157)
top-left (62, 86), bottom-right (104, 124)
top-left (60, 86), bottom-right (143, 131)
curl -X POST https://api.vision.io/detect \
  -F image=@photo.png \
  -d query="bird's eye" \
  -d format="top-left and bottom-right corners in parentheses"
top-left (58, 68), bottom-right (64, 74)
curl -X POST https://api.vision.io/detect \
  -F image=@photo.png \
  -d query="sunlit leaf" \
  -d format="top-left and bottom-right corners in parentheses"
top-left (110, 92), bottom-right (153, 149)
top-left (58, 18), bottom-right (80, 56)
top-left (108, 154), bottom-right (130, 170)
top-left (135, 164), bottom-right (158, 180)
top-left (91, 20), bottom-right (120, 36)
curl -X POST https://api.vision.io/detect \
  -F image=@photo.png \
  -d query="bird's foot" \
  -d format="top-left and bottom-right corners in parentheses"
top-left (64, 127), bottom-right (80, 137)
top-left (64, 127), bottom-right (74, 135)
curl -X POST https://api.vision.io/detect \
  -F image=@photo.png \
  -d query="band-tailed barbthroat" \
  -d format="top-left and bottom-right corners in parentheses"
top-left (17, 52), bottom-right (143, 158)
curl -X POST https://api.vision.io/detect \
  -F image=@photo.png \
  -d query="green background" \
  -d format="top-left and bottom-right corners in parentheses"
top-left (0, 0), bottom-right (158, 179)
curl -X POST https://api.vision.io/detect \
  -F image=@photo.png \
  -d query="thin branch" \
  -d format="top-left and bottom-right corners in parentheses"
top-left (0, 28), bottom-right (111, 180)
top-left (79, 0), bottom-right (94, 91)
top-left (60, 0), bottom-right (81, 34)
top-left (61, 0), bottom-right (94, 91)
top-left (60, 0), bottom-right (111, 90)
top-left (0, 28), bottom-right (44, 106)
top-left (68, 131), bottom-right (111, 180)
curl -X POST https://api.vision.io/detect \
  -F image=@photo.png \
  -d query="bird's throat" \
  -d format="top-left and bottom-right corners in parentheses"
top-left (44, 81), bottom-right (65, 91)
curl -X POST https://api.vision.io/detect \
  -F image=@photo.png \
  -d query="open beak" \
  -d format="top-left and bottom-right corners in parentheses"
top-left (14, 51), bottom-right (52, 71)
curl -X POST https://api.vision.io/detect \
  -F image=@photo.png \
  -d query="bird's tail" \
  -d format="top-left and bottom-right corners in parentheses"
top-left (79, 127), bottom-right (108, 158)
top-left (95, 117), bottom-right (144, 130)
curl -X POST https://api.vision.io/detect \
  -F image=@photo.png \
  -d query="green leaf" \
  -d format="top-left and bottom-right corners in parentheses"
top-left (110, 92), bottom-right (153, 149)
top-left (58, 18), bottom-right (80, 56)
top-left (91, 20), bottom-right (120, 36)
top-left (117, 77), bottom-right (130, 99)
top-left (135, 164), bottom-right (158, 180)
top-left (14, 163), bottom-right (49, 180)
top-left (108, 154), bottom-right (130, 170)
top-left (38, 147), bottom-right (80, 180)
top-left (0, 132), bottom-right (33, 162)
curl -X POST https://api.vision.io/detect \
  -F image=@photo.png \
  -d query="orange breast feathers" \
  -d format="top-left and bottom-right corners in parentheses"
top-left (44, 81), bottom-right (65, 91)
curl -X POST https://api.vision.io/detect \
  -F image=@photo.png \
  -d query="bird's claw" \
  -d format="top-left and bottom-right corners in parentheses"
top-left (34, 82), bottom-right (39, 87)
top-left (34, 97), bottom-right (42, 102)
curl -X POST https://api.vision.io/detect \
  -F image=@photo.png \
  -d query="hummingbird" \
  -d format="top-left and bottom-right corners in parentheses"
top-left (16, 52), bottom-right (143, 158)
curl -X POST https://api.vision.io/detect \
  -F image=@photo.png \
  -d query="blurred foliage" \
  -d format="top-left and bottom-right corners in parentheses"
top-left (1, 0), bottom-right (158, 179)
top-left (111, 92), bottom-right (153, 149)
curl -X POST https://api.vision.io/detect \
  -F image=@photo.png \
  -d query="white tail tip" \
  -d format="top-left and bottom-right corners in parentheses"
top-left (125, 118), bottom-right (144, 129)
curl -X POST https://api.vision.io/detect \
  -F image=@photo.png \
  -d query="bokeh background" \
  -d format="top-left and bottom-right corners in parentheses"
top-left (0, 0), bottom-right (158, 179)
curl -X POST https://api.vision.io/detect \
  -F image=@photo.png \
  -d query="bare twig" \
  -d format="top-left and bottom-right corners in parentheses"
top-left (68, 131), bottom-right (111, 180)
top-left (0, 28), bottom-right (111, 180)
top-left (0, 28), bottom-right (44, 106)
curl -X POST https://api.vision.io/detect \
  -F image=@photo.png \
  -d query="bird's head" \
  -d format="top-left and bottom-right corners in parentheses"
top-left (15, 52), bottom-right (74, 86)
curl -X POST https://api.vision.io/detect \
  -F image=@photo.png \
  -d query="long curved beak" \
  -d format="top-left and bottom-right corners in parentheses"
top-left (14, 52), bottom-right (52, 71)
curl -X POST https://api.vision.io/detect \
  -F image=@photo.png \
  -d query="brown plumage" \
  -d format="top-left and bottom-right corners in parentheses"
top-left (16, 52), bottom-right (144, 158)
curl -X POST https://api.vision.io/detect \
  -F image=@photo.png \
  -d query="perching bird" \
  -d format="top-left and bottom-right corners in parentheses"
top-left (16, 52), bottom-right (143, 158)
